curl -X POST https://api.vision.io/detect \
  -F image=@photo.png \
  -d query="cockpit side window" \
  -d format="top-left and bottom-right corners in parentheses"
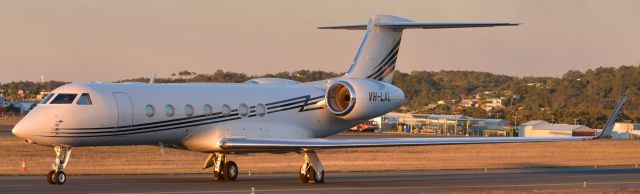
top-left (50, 94), bottom-right (78, 104)
top-left (40, 93), bottom-right (56, 104)
top-left (77, 93), bottom-right (93, 105)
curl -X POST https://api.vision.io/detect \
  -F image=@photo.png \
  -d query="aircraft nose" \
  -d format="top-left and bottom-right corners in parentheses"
top-left (12, 113), bottom-right (41, 141)
top-left (12, 121), bottom-right (27, 139)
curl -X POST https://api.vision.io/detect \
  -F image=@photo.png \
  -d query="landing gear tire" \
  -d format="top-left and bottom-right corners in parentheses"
top-left (306, 166), bottom-right (324, 183)
top-left (49, 146), bottom-right (71, 185)
top-left (315, 170), bottom-right (325, 183)
top-left (222, 161), bottom-right (238, 181)
top-left (299, 150), bottom-right (325, 184)
top-left (52, 171), bottom-right (66, 185)
top-left (47, 170), bottom-right (55, 185)
top-left (299, 166), bottom-right (324, 184)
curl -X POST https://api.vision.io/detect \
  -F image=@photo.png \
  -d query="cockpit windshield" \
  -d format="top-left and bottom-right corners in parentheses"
top-left (50, 94), bottom-right (78, 104)
top-left (77, 93), bottom-right (92, 105)
top-left (39, 93), bottom-right (55, 104)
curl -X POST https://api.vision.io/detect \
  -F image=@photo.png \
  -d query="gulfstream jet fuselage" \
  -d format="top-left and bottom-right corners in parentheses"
top-left (16, 79), bottom-right (402, 151)
top-left (12, 15), bottom-right (625, 185)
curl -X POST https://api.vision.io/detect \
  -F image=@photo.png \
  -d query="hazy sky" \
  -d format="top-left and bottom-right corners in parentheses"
top-left (1, 0), bottom-right (639, 82)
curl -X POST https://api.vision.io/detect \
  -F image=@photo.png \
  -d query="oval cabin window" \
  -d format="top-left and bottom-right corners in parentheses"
top-left (238, 103), bottom-right (249, 117)
top-left (184, 104), bottom-right (194, 117)
top-left (221, 104), bottom-right (231, 116)
top-left (203, 104), bottom-right (213, 115)
top-left (256, 103), bottom-right (267, 116)
top-left (145, 104), bottom-right (155, 117)
top-left (165, 104), bottom-right (175, 117)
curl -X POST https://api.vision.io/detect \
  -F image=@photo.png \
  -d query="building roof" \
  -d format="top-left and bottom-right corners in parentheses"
top-left (424, 114), bottom-right (472, 120)
top-left (520, 120), bottom-right (592, 131)
top-left (521, 120), bottom-right (547, 126)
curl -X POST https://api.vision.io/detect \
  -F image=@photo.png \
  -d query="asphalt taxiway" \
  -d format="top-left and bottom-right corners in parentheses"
top-left (2, 167), bottom-right (640, 194)
top-left (3, 129), bottom-right (640, 193)
top-left (0, 130), bottom-right (11, 137)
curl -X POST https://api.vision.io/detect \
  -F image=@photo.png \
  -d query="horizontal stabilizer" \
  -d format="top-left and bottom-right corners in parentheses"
top-left (318, 22), bottom-right (518, 30)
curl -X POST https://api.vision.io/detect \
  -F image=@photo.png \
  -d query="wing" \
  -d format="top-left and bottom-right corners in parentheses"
top-left (221, 96), bottom-right (626, 152)
top-left (220, 136), bottom-right (590, 151)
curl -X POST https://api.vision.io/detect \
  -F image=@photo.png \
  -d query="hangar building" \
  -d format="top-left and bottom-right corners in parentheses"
top-left (518, 120), bottom-right (596, 137)
top-left (611, 123), bottom-right (640, 139)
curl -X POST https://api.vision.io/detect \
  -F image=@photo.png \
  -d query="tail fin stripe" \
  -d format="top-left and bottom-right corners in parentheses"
top-left (366, 43), bottom-right (400, 79)
top-left (375, 60), bottom-right (397, 81)
top-left (377, 62), bottom-right (397, 80)
top-left (366, 45), bottom-right (399, 79)
top-left (364, 42), bottom-right (400, 73)
top-left (370, 52), bottom-right (398, 80)
top-left (372, 41), bottom-right (401, 69)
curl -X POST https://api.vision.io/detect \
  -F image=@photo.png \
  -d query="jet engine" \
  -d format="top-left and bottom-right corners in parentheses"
top-left (325, 78), bottom-right (404, 120)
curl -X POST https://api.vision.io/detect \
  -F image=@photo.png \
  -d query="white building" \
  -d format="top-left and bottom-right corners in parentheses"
top-left (484, 98), bottom-right (503, 111)
top-left (611, 123), bottom-right (640, 140)
top-left (459, 99), bottom-right (477, 107)
top-left (518, 120), bottom-right (595, 137)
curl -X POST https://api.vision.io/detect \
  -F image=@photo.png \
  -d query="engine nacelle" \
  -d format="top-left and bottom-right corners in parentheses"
top-left (325, 78), bottom-right (405, 120)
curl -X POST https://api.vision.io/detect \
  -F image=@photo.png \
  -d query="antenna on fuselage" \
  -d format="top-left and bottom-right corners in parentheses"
top-left (149, 73), bottom-right (156, 84)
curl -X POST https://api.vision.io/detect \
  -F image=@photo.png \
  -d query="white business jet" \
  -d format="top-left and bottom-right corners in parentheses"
top-left (12, 15), bottom-right (626, 185)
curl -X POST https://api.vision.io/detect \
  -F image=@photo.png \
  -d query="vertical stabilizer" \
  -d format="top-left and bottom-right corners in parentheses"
top-left (345, 15), bottom-right (408, 83)
top-left (319, 15), bottom-right (518, 83)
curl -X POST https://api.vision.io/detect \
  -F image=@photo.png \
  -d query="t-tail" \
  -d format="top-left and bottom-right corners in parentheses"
top-left (319, 15), bottom-right (518, 83)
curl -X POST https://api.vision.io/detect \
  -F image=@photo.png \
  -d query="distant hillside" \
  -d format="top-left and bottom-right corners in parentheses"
top-left (2, 65), bottom-right (640, 128)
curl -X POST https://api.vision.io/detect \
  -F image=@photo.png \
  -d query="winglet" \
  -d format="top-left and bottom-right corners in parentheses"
top-left (594, 95), bottom-right (628, 139)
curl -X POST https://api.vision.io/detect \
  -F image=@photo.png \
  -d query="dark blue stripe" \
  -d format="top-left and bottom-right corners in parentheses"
top-left (49, 95), bottom-right (325, 137)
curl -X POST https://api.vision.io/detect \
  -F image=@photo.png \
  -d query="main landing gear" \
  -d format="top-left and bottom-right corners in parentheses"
top-left (299, 150), bottom-right (325, 184)
top-left (47, 146), bottom-right (71, 185)
top-left (203, 150), bottom-right (325, 184)
top-left (204, 153), bottom-right (238, 181)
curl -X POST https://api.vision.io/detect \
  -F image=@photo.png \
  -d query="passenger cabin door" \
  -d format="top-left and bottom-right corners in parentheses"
top-left (113, 92), bottom-right (133, 136)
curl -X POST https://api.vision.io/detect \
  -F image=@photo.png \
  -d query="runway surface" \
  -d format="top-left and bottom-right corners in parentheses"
top-left (3, 167), bottom-right (640, 194)
top-left (0, 130), bottom-right (11, 137)
top-left (0, 125), bottom-right (12, 137)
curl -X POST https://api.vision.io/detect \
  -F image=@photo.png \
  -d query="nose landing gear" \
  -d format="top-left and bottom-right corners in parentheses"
top-left (47, 146), bottom-right (71, 185)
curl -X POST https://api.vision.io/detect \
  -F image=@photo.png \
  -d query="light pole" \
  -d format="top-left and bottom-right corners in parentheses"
top-left (513, 111), bottom-right (519, 137)
top-left (466, 117), bottom-right (470, 136)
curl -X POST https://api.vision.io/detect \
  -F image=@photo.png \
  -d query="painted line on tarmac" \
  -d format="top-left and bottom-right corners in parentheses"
top-left (97, 181), bottom-right (640, 194)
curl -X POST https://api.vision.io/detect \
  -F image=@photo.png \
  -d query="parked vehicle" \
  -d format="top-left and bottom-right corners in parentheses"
top-left (351, 120), bottom-right (380, 132)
